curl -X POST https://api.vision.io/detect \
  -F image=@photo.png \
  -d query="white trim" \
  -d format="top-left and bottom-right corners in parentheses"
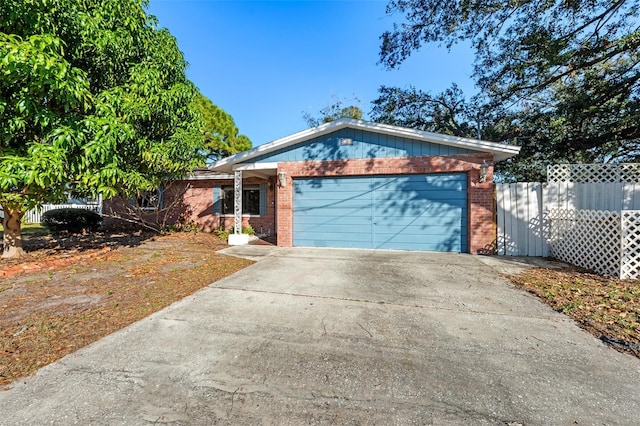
top-left (184, 173), bottom-right (234, 180)
top-left (209, 118), bottom-right (521, 174)
top-left (232, 162), bottom-right (278, 171)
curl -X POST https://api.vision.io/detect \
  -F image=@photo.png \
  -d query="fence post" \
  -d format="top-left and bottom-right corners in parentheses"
top-left (620, 211), bottom-right (625, 279)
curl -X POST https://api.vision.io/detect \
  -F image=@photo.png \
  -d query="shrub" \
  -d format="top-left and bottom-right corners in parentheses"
top-left (215, 226), bottom-right (230, 242)
top-left (41, 208), bottom-right (102, 233)
top-left (214, 225), bottom-right (254, 242)
top-left (168, 212), bottom-right (200, 233)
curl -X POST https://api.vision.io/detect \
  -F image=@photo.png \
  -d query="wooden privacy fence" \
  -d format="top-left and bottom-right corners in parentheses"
top-left (496, 164), bottom-right (640, 279)
top-left (496, 181), bottom-right (640, 257)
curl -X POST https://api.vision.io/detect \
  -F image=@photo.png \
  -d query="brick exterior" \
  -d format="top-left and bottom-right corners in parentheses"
top-left (103, 177), bottom-right (276, 235)
top-left (276, 154), bottom-right (495, 254)
top-left (179, 178), bottom-right (276, 234)
top-left (102, 154), bottom-right (495, 253)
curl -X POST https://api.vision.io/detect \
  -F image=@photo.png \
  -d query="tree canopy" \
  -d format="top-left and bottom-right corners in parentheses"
top-left (379, 0), bottom-right (640, 180)
top-left (371, 84), bottom-right (479, 138)
top-left (303, 98), bottom-right (363, 127)
top-left (370, 84), bottom-right (526, 180)
top-left (0, 0), bottom-right (203, 257)
top-left (193, 93), bottom-right (252, 161)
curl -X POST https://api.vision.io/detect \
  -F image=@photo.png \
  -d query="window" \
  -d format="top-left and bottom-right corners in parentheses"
top-left (222, 185), bottom-right (260, 215)
top-left (134, 187), bottom-right (163, 211)
top-left (214, 184), bottom-right (266, 216)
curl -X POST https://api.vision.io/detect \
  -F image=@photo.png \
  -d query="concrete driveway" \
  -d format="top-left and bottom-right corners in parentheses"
top-left (1, 247), bottom-right (639, 425)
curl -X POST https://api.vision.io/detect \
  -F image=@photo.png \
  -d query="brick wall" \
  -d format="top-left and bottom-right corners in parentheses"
top-left (103, 177), bottom-right (276, 235)
top-left (102, 154), bottom-right (495, 252)
top-left (275, 154), bottom-right (495, 254)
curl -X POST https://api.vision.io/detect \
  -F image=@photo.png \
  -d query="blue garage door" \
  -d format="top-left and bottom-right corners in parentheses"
top-left (293, 174), bottom-right (468, 252)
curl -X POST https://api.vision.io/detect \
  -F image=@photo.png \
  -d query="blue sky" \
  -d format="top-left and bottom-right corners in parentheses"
top-left (148, 0), bottom-right (476, 146)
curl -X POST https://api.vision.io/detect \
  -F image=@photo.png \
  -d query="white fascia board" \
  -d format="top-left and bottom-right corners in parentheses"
top-left (184, 173), bottom-right (234, 180)
top-left (209, 118), bottom-right (521, 172)
top-left (232, 162), bottom-right (279, 171)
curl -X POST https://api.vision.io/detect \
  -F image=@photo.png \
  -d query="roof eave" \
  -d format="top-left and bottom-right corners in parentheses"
top-left (209, 118), bottom-right (521, 172)
top-left (209, 120), bottom-right (348, 173)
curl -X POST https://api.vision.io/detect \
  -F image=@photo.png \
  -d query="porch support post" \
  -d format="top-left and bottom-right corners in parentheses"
top-left (234, 170), bottom-right (242, 235)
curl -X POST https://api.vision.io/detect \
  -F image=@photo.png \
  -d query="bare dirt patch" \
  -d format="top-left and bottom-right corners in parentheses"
top-left (509, 267), bottom-right (640, 358)
top-left (0, 232), bottom-right (253, 387)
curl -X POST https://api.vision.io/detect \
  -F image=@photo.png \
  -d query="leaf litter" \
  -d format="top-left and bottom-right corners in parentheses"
top-left (0, 232), bottom-right (253, 387)
top-left (509, 266), bottom-right (640, 358)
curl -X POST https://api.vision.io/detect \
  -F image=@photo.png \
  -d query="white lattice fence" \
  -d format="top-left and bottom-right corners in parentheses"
top-left (621, 211), bottom-right (640, 279)
top-left (548, 209), bottom-right (640, 279)
top-left (548, 163), bottom-right (640, 183)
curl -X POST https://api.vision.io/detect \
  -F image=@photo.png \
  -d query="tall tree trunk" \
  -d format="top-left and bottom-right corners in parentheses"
top-left (2, 208), bottom-right (25, 259)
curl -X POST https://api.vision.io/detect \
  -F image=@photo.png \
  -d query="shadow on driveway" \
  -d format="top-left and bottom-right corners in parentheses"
top-left (1, 248), bottom-right (639, 424)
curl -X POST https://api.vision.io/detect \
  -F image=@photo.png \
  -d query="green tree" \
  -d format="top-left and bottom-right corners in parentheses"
top-left (303, 97), bottom-right (363, 127)
top-left (193, 93), bottom-right (252, 161)
top-left (370, 84), bottom-right (527, 181)
top-left (0, 0), bottom-right (203, 258)
top-left (371, 84), bottom-right (479, 138)
top-left (379, 0), bottom-right (640, 179)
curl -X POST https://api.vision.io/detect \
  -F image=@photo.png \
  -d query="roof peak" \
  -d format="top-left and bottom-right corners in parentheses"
top-left (210, 119), bottom-right (520, 173)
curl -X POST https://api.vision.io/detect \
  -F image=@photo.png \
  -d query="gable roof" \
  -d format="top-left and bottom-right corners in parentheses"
top-left (210, 118), bottom-right (521, 173)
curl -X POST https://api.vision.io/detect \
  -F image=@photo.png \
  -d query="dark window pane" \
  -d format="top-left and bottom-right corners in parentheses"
top-left (222, 188), bottom-right (234, 215)
top-left (221, 186), bottom-right (262, 215)
top-left (244, 189), bottom-right (260, 215)
top-left (136, 189), bottom-right (162, 210)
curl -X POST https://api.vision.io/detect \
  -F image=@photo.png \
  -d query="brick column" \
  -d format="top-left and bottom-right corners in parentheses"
top-left (276, 168), bottom-right (293, 247)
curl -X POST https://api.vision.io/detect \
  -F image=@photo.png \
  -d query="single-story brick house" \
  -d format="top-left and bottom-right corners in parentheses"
top-left (105, 118), bottom-right (520, 253)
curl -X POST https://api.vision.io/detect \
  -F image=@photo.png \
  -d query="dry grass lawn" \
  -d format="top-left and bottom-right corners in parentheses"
top-left (509, 267), bottom-right (640, 358)
top-left (2, 229), bottom-right (638, 387)
top-left (0, 232), bottom-right (253, 387)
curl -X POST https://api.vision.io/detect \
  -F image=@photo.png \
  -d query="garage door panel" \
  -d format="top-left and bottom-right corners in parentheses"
top-left (374, 219), bottom-right (467, 231)
top-left (294, 222), bottom-right (370, 232)
top-left (373, 198), bottom-right (466, 210)
top-left (295, 214), bottom-right (371, 224)
top-left (295, 204), bottom-right (373, 216)
top-left (375, 189), bottom-right (466, 201)
top-left (296, 234), bottom-right (372, 249)
top-left (374, 236), bottom-right (467, 249)
top-left (293, 174), bottom-right (468, 252)
top-left (374, 184), bottom-right (466, 195)
top-left (374, 232), bottom-right (464, 245)
top-left (375, 224), bottom-right (467, 235)
top-left (295, 178), bottom-right (374, 191)
top-left (375, 175), bottom-right (466, 190)
top-left (373, 204), bottom-right (466, 219)
top-left (295, 198), bottom-right (372, 207)
top-left (373, 205), bottom-right (462, 216)
top-left (295, 190), bottom-right (373, 201)
top-left (374, 240), bottom-right (463, 251)
top-left (295, 241), bottom-right (373, 249)
top-left (375, 228), bottom-right (466, 247)
top-left (295, 231), bottom-right (373, 242)
top-left (293, 222), bottom-right (371, 233)
top-left (295, 221), bottom-right (371, 230)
